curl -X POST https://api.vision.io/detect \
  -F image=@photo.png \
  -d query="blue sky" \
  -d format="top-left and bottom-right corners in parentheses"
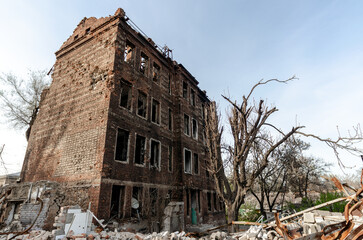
top-left (0, 0), bottom-right (362, 175)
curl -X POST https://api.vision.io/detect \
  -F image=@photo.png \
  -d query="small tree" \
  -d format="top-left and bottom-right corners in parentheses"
top-left (204, 78), bottom-right (363, 224)
top-left (0, 70), bottom-right (50, 140)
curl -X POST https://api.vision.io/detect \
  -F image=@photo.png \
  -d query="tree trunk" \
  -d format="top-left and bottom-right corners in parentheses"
top-left (227, 206), bottom-right (239, 224)
top-left (227, 205), bottom-right (240, 232)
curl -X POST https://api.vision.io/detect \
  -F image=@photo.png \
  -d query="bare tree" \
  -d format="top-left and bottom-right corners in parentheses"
top-left (204, 77), bottom-right (363, 224)
top-left (251, 137), bottom-right (330, 218)
top-left (0, 70), bottom-right (50, 140)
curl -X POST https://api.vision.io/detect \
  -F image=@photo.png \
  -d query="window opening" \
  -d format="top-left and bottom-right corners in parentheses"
top-left (135, 135), bottom-right (146, 165)
top-left (110, 185), bottom-right (125, 219)
top-left (193, 153), bottom-right (199, 174)
top-left (197, 190), bottom-right (201, 213)
top-left (184, 114), bottom-right (190, 136)
top-left (140, 52), bottom-right (149, 75)
top-left (213, 192), bottom-right (217, 211)
top-left (152, 63), bottom-right (160, 82)
top-left (150, 140), bottom-right (160, 169)
top-left (182, 81), bottom-right (188, 99)
top-left (132, 187), bottom-right (142, 218)
top-left (186, 189), bottom-right (190, 216)
top-left (115, 128), bottom-right (129, 162)
top-left (207, 192), bottom-right (212, 211)
top-left (184, 149), bottom-right (192, 174)
top-left (168, 108), bottom-right (172, 131)
top-left (168, 74), bottom-right (172, 95)
top-left (124, 41), bottom-right (134, 63)
top-left (150, 188), bottom-right (158, 216)
top-left (168, 145), bottom-right (172, 172)
top-left (190, 89), bottom-right (195, 106)
top-left (166, 190), bottom-right (172, 206)
top-left (192, 119), bottom-right (198, 139)
top-left (120, 80), bottom-right (132, 110)
top-left (205, 159), bottom-right (210, 178)
top-left (151, 99), bottom-right (160, 124)
top-left (137, 91), bottom-right (147, 118)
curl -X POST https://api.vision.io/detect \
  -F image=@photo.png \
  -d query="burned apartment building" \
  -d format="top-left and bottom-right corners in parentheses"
top-left (16, 8), bottom-right (225, 229)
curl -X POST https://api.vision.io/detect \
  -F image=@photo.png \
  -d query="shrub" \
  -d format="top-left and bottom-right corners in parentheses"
top-left (239, 203), bottom-right (260, 222)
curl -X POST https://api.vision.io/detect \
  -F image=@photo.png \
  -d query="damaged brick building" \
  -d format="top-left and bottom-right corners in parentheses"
top-left (17, 8), bottom-right (225, 230)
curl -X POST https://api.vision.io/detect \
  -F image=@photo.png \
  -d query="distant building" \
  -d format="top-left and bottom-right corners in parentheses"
top-left (20, 8), bottom-right (224, 228)
top-left (0, 172), bottom-right (19, 186)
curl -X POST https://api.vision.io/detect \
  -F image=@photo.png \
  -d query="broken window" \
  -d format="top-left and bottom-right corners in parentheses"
top-left (213, 192), bottom-right (217, 211)
top-left (182, 81), bottom-right (188, 99)
top-left (184, 148), bottom-right (192, 174)
top-left (184, 114), bottom-right (190, 136)
top-left (150, 139), bottom-right (160, 169)
top-left (124, 41), bottom-right (134, 63)
top-left (140, 52), bottom-right (149, 75)
top-left (110, 185), bottom-right (125, 218)
top-left (168, 108), bottom-right (172, 131)
top-left (137, 91), bottom-right (147, 118)
top-left (201, 104), bottom-right (205, 120)
top-left (150, 188), bottom-right (158, 216)
top-left (168, 74), bottom-right (172, 95)
top-left (205, 159), bottom-right (210, 178)
top-left (207, 192), bottom-right (212, 211)
top-left (151, 99), bottom-right (160, 124)
top-left (190, 89), bottom-right (196, 106)
top-left (135, 135), bottom-right (146, 165)
top-left (168, 145), bottom-right (172, 172)
top-left (197, 190), bottom-right (201, 213)
top-left (115, 128), bottom-right (129, 162)
top-left (132, 187), bottom-right (142, 218)
top-left (193, 153), bottom-right (199, 175)
top-left (192, 119), bottom-right (198, 139)
top-left (120, 80), bottom-right (132, 110)
top-left (186, 189), bottom-right (190, 216)
top-left (166, 190), bottom-right (172, 206)
top-left (152, 63), bottom-right (160, 82)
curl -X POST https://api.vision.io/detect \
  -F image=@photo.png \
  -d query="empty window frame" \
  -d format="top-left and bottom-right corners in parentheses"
top-left (168, 145), bottom-right (172, 172)
top-left (115, 128), bottom-right (129, 162)
top-left (150, 139), bottom-right (160, 169)
top-left (119, 80), bottom-right (132, 110)
top-left (184, 114), bottom-right (190, 136)
top-left (182, 81), bottom-right (188, 99)
top-left (192, 119), bottom-right (198, 139)
top-left (151, 99), bottom-right (160, 124)
top-left (184, 148), bottom-right (192, 174)
top-left (124, 41), bottom-right (135, 63)
top-left (205, 159), bottom-right (210, 178)
top-left (140, 52), bottom-right (149, 75)
top-left (137, 91), bottom-right (147, 118)
top-left (135, 134), bottom-right (146, 165)
top-left (168, 108), bottom-right (172, 131)
top-left (213, 192), bottom-right (218, 211)
top-left (150, 188), bottom-right (158, 216)
top-left (131, 187), bottom-right (142, 217)
top-left (193, 153), bottom-right (199, 175)
top-left (152, 62), bottom-right (160, 82)
top-left (110, 185), bottom-right (125, 218)
top-left (201, 104), bottom-right (205, 120)
top-left (186, 189), bottom-right (190, 216)
top-left (207, 192), bottom-right (212, 211)
top-left (197, 190), bottom-right (201, 213)
top-left (190, 89), bottom-right (196, 106)
top-left (168, 74), bottom-right (172, 95)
